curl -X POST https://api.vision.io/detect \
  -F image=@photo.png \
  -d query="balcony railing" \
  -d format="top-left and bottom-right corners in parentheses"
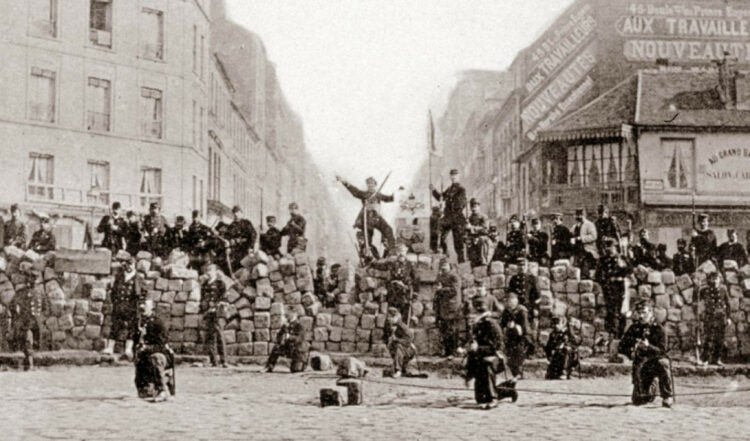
top-left (87, 111), bottom-right (110, 131)
top-left (541, 182), bottom-right (640, 213)
top-left (25, 184), bottom-right (162, 211)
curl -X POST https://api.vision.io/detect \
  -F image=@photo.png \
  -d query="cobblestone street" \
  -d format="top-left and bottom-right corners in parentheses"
top-left (1, 365), bottom-right (749, 440)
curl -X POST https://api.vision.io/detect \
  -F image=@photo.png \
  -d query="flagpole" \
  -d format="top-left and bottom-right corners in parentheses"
top-left (428, 110), bottom-right (434, 210)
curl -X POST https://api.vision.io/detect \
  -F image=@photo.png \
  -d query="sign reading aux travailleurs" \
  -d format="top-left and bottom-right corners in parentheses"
top-left (619, 1), bottom-right (750, 63)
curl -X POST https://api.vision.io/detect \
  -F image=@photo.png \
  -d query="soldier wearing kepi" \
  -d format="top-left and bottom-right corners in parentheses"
top-left (504, 215), bottom-right (525, 264)
top-left (28, 214), bottom-right (56, 254)
top-left (265, 312), bottom-right (308, 373)
top-left (550, 213), bottom-right (572, 261)
top-left (186, 210), bottom-right (220, 271)
top-left (124, 211), bottom-right (142, 255)
top-left (430, 169), bottom-right (467, 263)
top-left (433, 260), bottom-right (462, 357)
top-left (691, 213), bottom-right (717, 266)
top-left (507, 257), bottom-right (539, 313)
top-left (618, 301), bottom-right (674, 408)
top-left (8, 262), bottom-right (46, 370)
top-left (102, 253), bottom-right (142, 358)
top-left (466, 198), bottom-right (491, 267)
top-left (700, 271), bottom-right (731, 366)
top-left (227, 206), bottom-right (257, 268)
top-left (281, 202), bottom-right (307, 255)
top-left (97, 202), bottom-right (126, 253)
top-left (672, 239), bottom-right (695, 276)
top-left (383, 307), bottom-right (416, 378)
top-left (464, 295), bottom-right (510, 409)
top-left (4, 204), bottom-right (27, 249)
top-left (500, 293), bottom-right (531, 381)
top-left (527, 218), bottom-right (549, 265)
top-left (133, 298), bottom-right (173, 402)
top-left (544, 315), bottom-right (580, 380)
top-left (142, 202), bottom-right (168, 257)
top-left (260, 215), bottom-right (283, 258)
top-left (595, 205), bottom-right (619, 256)
top-left (164, 216), bottom-right (188, 254)
top-left (717, 228), bottom-right (748, 268)
top-left (373, 243), bottom-right (417, 320)
top-left (595, 237), bottom-right (631, 340)
top-left (337, 175), bottom-right (396, 257)
top-left (200, 264), bottom-right (228, 368)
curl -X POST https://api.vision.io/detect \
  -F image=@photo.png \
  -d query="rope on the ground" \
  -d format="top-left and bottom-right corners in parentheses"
top-left (358, 376), bottom-right (750, 398)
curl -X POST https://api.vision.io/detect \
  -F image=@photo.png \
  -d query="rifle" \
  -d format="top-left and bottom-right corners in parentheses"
top-left (691, 190), bottom-right (702, 365)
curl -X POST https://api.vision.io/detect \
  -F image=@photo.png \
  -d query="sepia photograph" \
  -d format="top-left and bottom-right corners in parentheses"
top-left (1, 0), bottom-right (750, 439)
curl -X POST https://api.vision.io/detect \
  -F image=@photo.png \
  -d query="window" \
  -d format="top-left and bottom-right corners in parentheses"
top-left (192, 175), bottom-right (197, 211)
top-left (191, 100), bottom-right (197, 146)
top-left (87, 77), bottom-right (111, 131)
top-left (140, 87), bottom-right (162, 139)
top-left (192, 25), bottom-right (198, 72)
top-left (662, 139), bottom-right (693, 190)
top-left (87, 160), bottom-right (110, 205)
top-left (29, 0), bottom-right (58, 38)
top-left (28, 153), bottom-right (54, 200)
top-left (200, 34), bottom-right (205, 79)
top-left (139, 167), bottom-right (162, 208)
top-left (89, 0), bottom-right (113, 48)
top-left (29, 67), bottom-right (56, 123)
top-left (140, 8), bottom-right (164, 60)
top-left (199, 106), bottom-right (204, 148)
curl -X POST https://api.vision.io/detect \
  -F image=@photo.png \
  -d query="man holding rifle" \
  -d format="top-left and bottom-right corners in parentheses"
top-left (337, 175), bottom-right (395, 258)
top-left (430, 169), bottom-right (467, 263)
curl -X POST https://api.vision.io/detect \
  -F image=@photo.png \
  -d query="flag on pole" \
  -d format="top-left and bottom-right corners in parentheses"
top-left (428, 110), bottom-right (441, 158)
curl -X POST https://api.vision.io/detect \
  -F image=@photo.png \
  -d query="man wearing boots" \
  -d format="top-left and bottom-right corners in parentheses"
top-left (434, 260), bottom-right (462, 357)
top-left (338, 175), bottom-right (396, 257)
top-left (102, 253), bottom-right (141, 358)
top-left (383, 307), bottom-right (416, 378)
top-left (8, 262), bottom-right (45, 370)
top-left (466, 198), bottom-right (491, 267)
top-left (201, 264), bottom-right (228, 368)
top-left (266, 312), bottom-right (308, 373)
top-left (430, 169), bottom-right (467, 263)
top-left (618, 301), bottom-right (674, 408)
top-left (544, 315), bottom-right (580, 380)
top-left (700, 271), bottom-right (731, 366)
top-left (500, 293), bottom-right (531, 380)
top-left (133, 298), bottom-right (172, 402)
top-left (595, 237), bottom-right (631, 340)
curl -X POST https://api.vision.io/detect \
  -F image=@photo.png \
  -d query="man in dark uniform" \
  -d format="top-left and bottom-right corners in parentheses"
top-left (718, 228), bottom-right (748, 268)
top-left (618, 301), bottom-right (674, 408)
top-left (550, 213), bottom-right (572, 261)
top-left (187, 210), bottom-right (221, 271)
top-left (373, 244), bottom-right (417, 320)
top-left (429, 206), bottom-right (444, 254)
top-left (466, 198), bottom-right (491, 267)
top-left (595, 205), bottom-right (619, 256)
top-left (28, 214), bottom-right (56, 254)
top-left (527, 218), bottom-right (549, 265)
top-left (632, 229), bottom-right (657, 268)
top-left (133, 298), bottom-right (172, 402)
top-left (260, 215), bottom-right (282, 257)
top-left (164, 216), bottom-right (188, 254)
top-left (500, 293), bottom-right (531, 381)
top-left (700, 271), bottom-right (731, 366)
top-left (505, 215), bottom-right (526, 264)
top-left (226, 206), bottom-right (257, 269)
top-left (265, 312), bottom-right (308, 373)
top-left (544, 315), bottom-right (580, 380)
top-left (201, 264), bottom-right (228, 368)
top-left (281, 202), bottom-right (306, 255)
top-left (464, 295), bottom-right (511, 409)
top-left (97, 202), bottom-right (125, 253)
top-left (691, 213), bottom-right (717, 266)
top-left (595, 237), bottom-right (631, 339)
top-left (672, 238), bottom-right (695, 276)
top-left (4, 204), bottom-right (26, 249)
top-left (313, 257), bottom-right (331, 303)
top-left (507, 257), bottom-right (539, 313)
top-left (8, 262), bottom-right (45, 370)
top-left (434, 260), bottom-right (462, 357)
top-left (102, 253), bottom-right (141, 358)
top-left (383, 307), bottom-right (416, 378)
top-left (142, 202), bottom-right (168, 256)
top-left (430, 169), bottom-right (467, 263)
top-left (125, 211), bottom-right (142, 255)
top-left (337, 175), bottom-right (395, 257)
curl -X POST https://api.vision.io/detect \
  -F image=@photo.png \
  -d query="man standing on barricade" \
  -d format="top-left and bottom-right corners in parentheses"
top-left (227, 206), bottom-right (257, 268)
top-left (373, 243), bottom-right (417, 321)
top-left (142, 202), bottom-right (167, 257)
top-left (466, 198), bottom-right (491, 267)
top-left (527, 218), bottom-right (549, 265)
top-left (281, 202), bottom-right (306, 255)
top-left (550, 213), bottom-right (572, 262)
top-left (430, 169), bottom-right (467, 263)
top-left (595, 205), bottom-right (619, 256)
top-left (97, 202), bottom-right (125, 253)
top-left (691, 213), bottom-right (717, 266)
top-left (571, 208), bottom-right (597, 279)
top-left (672, 238), bottom-right (695, 276)
top-left (337, 175), bottom-right (395, 258)
top-left (505, 215), bottom-right (525, 264)
top-left (717, 228), bottom-right (748, 268)
top-left (260, 215), bottom-right (282, 258)
top-left (618, 301), bottom-right (674, 408)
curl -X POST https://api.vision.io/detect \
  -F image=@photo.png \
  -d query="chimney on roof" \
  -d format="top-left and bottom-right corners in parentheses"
top-left (715, 51), bottom-right (739, 109)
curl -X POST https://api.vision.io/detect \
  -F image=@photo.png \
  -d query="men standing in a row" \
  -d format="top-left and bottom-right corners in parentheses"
top-left (550, 213), bottom-right (572, 261)
top-left (29, 214), bottom-right (56, 254)
top-left (430, 169), bottom-right (467, 263)
top-left (595, 237), bottom-right (631, 339)
top-left (691, 213), bottom-right (717, 266)
top-left (142, 202), bottom-right (167, 256)
top-left (527, 218), bottom-right (549, 265)
top-left (595, 205), bottom-right (619, 256)
top-left (281, 202), bottom-right (306, 254)
top-left (433, 260), bottom-right (462, 357)
top-left (466, 199), bottom-right (491, 267)
top-left (260, 215), bottom-right (282, 257)
top-left (572, 209), bottom-right (598, 279)
top-left (700, 271), bottom-right (730, 366)
top-left (338, 175), bottom-right (395, 258)
top-left (98, 202), bottom-right (126, 253)
top-left (226, 206), bottom-right (257, 268)
top-left (718, 228), bottom-right (748, 268)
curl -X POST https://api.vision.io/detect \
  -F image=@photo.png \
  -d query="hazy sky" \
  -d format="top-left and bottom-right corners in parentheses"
top-left (225, 0), bottom-right (574, 217)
